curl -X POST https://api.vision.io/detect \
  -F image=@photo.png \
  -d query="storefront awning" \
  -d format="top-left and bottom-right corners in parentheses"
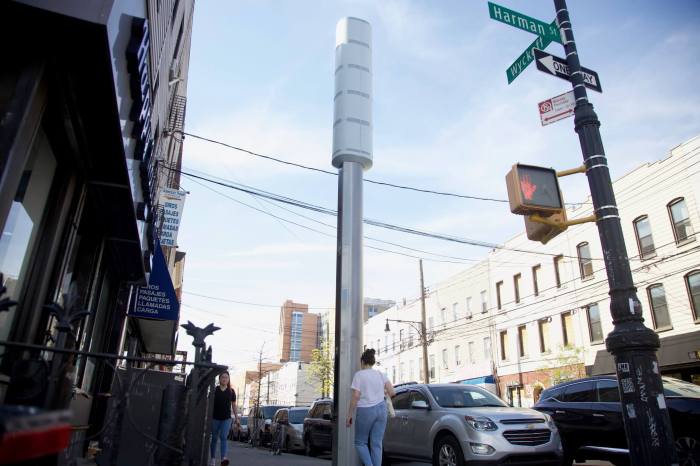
top-left (590, 330), bottom-right (700, 375)
top-left (128, 238), bottom-right (180, 354)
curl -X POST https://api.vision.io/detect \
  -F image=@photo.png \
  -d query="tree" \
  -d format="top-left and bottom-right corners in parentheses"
top-left (542, 344), bottom-right (587, 385)
top-left (309, 339), bottom-right (333, 398)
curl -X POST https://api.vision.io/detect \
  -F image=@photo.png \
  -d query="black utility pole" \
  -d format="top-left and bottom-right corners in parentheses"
top-left (419, 260), bottom-right (430, 384)
top-left (554, 1), bottom-right (677, 464)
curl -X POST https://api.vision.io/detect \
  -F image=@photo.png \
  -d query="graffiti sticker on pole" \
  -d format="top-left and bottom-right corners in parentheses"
top-left (538, 90), bottom-right (575, 126)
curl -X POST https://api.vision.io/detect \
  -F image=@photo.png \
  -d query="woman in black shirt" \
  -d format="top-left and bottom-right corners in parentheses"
top-left (210, 371), bottom-right (237, 466)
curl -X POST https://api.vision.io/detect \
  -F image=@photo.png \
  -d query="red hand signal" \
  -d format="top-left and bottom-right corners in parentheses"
top-left (520, 175), bottom-right (537, 200)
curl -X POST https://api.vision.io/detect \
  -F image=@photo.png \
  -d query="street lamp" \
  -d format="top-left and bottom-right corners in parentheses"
top-left (384, 318), bottom-right (430, 384)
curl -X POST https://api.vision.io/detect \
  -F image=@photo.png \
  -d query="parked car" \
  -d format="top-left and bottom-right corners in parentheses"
top-left (534, 375), bottom-right (700, 465)
top-left (229, 415), bottom-right (249, 442)
top-left (303, 398), bottom-right (334, 456)
top-left (249, 405), bottom-right (289, 446)
top-left (270, 406), bottom-right (309, 452)
top-left (383, 383), bottom-right (563, 465)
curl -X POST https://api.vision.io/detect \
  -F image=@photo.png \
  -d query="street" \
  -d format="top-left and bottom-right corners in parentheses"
top-left (225, 441), bottom-right (614, 466)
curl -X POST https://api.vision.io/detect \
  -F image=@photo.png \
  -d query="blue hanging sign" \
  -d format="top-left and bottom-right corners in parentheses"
top-left (130, 238), bottom-right (180, 321)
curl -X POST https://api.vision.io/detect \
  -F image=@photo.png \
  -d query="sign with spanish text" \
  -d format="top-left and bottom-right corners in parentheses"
top-left (130, 238), bottom-right (180, 321)
top-left (158, 188), bottom-right (187, 247)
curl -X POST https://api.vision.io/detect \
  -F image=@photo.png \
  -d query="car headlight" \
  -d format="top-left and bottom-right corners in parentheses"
top-left (465, 416), bottom-right (498, 431)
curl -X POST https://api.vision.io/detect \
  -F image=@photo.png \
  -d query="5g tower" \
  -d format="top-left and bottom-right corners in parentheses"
top-left (332, 17), bottom-right (372, 466)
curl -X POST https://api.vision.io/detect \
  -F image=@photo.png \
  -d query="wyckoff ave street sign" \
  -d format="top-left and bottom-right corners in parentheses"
top-left (538, 90), bottom-right (575, 126)
top-left (533, 48), bottom-right (602, 93)
top-left (506, 20), bottom-right (557, 84)
top-left (488, 2), bottom-right (561, 44)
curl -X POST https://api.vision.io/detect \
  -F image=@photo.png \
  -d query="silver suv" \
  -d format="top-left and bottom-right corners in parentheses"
top-left (383, 383), bottom-right (563, 465)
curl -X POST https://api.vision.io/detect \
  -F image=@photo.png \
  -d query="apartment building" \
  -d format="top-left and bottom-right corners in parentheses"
top-left (365, 135), bottom-right (700, 407)
top-left (278, 300), bottom-right (319, 363)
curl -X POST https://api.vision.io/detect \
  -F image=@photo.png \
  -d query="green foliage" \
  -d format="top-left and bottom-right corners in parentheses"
top-left (309, 339), bottom-right (334, 398)
top-left (541, 344), bottom-right (586, 386)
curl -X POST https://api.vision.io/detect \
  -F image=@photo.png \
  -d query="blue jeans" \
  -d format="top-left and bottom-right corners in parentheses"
top-left (354, 401), bottom-right (387, 466)
top-left (211, 418), bottom-right (232, 460)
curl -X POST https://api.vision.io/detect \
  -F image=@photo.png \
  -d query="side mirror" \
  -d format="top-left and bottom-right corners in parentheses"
top-left (411, 400), bottom-right (429, 410)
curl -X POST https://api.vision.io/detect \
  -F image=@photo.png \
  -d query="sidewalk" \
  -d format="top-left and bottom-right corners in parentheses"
top-left (221, 440), bottom-right (330, 465)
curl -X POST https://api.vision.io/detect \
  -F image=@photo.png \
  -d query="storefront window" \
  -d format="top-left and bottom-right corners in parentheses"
top-left (0, 128), bottom-right (56, 341)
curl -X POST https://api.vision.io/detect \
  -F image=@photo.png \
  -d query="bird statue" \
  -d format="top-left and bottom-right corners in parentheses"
top-left (180, 321), bottom-right (220, 348)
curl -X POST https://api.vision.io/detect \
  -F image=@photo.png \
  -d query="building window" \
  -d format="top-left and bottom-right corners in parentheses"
top-left (452, 302), bottom-right (459, 322)
top-left (668, 198), bottom-right (695, 244)
top-left (513, 273), bottom-right (521, 304)
top-left (587, 303), bottom-right (604, 344)
top-left (290, 311), bottom-right (304, 361)
top-left (686, 271), bottom-right (700, 321)
top-left (499, 330), bottom-right (509, 361)
top-left (442, 348), bottom-right (449, 369)
top-left (455, 345), bottom-right (462, 366)
top-left (429, 355), bottom-right (435, 379)
top-left (419, 357), bottom-right (424, 380)
top-left (577, 242), bottom-right (594, 279)
top-left (399, 329), bottom-right (404, 349)
top-left (440, 307), bottom-right (447, 326)
top-left (407, 328), bottom-right (414, 348)
top-left (384, 335), bottom-right (389, 353)
top-left (392, 333), bottom-right (396, 352)
top-left (483, 337), bottom-right (492, 360)
top-left (647, 284), bottom-right (672, 330)
top-left (392, 366), bottom-right (396, 384)
top-left (468, 341), bottom-right (475, 364)
top-left (480, 290), bottom-right (488, 313)
top-left (517, 325), bottom-right (528, 358)
top-left (465, 297), bottom-right (472, 319)
top-left (377, 339), bottom-right (381, 355)
top-left (496, 281), bottom-right (503, 310)
top-left (553, 255), bottom-right (564, 288)
top-left (409, 360), bottom-right (415, 381)
top-left (399, 362), bottom-right (405, 382)
top-left (633, 215), bottom-right (656, 259)
top-left (532, 264), bottom-right (541, 297)
top-left (428, 317), bottom-right (435, 332)
top-left (561, 311), bottom-right (575, 347)
top-left (538, 318), bottom-right (551, 353)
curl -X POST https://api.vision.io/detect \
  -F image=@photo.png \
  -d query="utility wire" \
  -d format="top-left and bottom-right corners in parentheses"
top-left (180, 131), bottom-right (509, 203)
top-left (170, 166), bottom-right (602, 261)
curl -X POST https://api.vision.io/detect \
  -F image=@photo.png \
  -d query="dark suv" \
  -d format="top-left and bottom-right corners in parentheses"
top-left (534, 375), bottom-right (700, 465)
top-left (303, 399), bottom-right (333, 456)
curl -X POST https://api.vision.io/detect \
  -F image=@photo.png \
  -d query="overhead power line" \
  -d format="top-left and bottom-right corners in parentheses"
top-left (180, 131), bottom-right (509, 203)
top-left (169, 165), bottom-right (604, 261)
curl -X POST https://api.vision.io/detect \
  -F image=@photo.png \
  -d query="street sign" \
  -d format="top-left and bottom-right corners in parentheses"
top-left (488, 2), bottom-right (561, 44)
top-left (538, 90), bottom-right (575, 126)
top-left (506, 21), bottom-right (556, 84)
top-left (533, 48), bottom-right (602, 93)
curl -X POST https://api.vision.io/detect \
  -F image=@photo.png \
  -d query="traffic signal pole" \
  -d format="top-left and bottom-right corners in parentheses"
top-left (553, 1), bottom-right (677, 464)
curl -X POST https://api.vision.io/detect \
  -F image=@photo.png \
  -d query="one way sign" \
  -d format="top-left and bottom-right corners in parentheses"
top-left (533, 48), bottom-right (602, 93)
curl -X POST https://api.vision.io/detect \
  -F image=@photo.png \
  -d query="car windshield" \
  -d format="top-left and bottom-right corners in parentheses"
top-left (289, 409), bottom-right (309, 424)
top-left (263, 406), bottom-right (287, 418)
top-left (663, 377), bottom-right (700, 398)
top-left (428, 386), bottom-right (508, 408)
top-left (240, 417), bottom-right (248, 425)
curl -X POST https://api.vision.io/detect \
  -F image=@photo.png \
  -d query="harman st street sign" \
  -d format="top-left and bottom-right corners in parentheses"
top-left (533, 48), bottom-right (603, 93)
top-left (488, 2), bottom-right (561, 44)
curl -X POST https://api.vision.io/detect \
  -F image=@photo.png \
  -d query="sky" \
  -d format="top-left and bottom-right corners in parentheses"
top-left (175, 0), bottom-right (700, 375)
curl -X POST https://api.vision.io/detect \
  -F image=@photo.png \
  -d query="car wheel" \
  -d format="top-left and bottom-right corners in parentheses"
top-left (676, 436), bottom-right (700, 466)
top-left (305, 435), bottom-right (318, 457)
top-left (433, 435), bottom-right (465, 466)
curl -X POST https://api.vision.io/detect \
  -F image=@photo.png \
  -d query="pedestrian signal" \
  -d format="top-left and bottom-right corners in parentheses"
top-left (525, 211), bottom-right (568, 244)
top-left (506, 164), bottom-right (563, 215)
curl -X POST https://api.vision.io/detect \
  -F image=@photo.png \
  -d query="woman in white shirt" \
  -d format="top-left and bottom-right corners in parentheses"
top-left (346, 348), bottom-right (395, 465)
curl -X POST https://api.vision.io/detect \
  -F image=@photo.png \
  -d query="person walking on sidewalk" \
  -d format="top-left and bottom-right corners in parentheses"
top-left (346, 349), bottom-right (395, 466)
top-left (210, 371), bottom-right (238, 466)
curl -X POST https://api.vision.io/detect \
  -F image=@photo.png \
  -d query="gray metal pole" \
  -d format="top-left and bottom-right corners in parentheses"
top-left (333, 161), bottom-right (364, 466)
top-left (553, 1), bottom-right (677, 464)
